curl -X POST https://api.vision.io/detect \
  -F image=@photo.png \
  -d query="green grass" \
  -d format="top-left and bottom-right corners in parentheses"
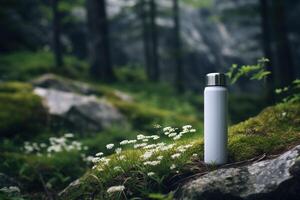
top-left (60, 101), bottom-right (300, 199)
top-left (0, 51), bottom-right (88, 81)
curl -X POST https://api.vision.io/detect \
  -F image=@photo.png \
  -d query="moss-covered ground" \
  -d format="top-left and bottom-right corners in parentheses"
top-left (60, 101), bottom-right (300, 200)
top-left (0, 51), bottom-right (276, 199)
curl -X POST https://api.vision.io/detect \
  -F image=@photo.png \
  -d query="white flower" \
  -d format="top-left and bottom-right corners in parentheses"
top-left (189, 129), bottom-right (196, 133)
top-left (151, 135), bottom-right (160, 140)
top-left (95, 152), bottom-right (104, 157)
top-left (106, 144), bottom-right (114, 149)
top-left (170, 164), bottom-right (176, 170)
top-left (141, 151), bottom-right (153, 160)
top-left (0, 186), bottom-right (20, 193)
top-left (134, 143), bottom-right (147, 149)
top-left (118, 155), bottom-right (125, 160)
top-left (182, 125), bottom-right (192, 129)
top-left (107, 185), bottom-right (125, 194)
top-left (120, 140), bottom-right (129, 145)
top-left (92, 157), bottom-right (101, 163)
top-left (143, 160), bottom-right (161, 166)
top-left (137, 134), bottom-right (146, 140)
top-left (173, 133), bottom-right (182, 140)
top-left (163, 126), bottom-right (172, 132)
top-left (168, 132), bottom-right (177, 138)
top-left (143, 144), bottom-right (157, 149)
top-left (64, 133), bottom-right (74, 138)
top-left (157, 156), bottom-right (163, 160)
top-left (40, 143), bottom-right (47, 148)
top-left (153, 124), bottom-right (161, 128)
top-left (114, 166), bottom-right (122, 171)
top-left (171, 153), bottom-right (181, 159)
top-left (192, 153), bottom-right (198, 157)
top-left (115, 148), bottom-right (122, 154)
top-left (147, 172), bottom-right (155, 176)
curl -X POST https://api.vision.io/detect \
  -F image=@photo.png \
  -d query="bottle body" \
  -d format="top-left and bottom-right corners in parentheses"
top-left (204, 86), bottom-right (228, 165)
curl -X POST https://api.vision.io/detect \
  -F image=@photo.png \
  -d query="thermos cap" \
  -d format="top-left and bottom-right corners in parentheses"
top-left (206, 73), bottom-right (226, 86)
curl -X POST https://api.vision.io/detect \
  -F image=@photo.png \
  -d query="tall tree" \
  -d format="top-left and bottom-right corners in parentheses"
top-left (149, 0), bottom-right (159, 81)
top-left (272, 0), bottom-right (294, 87)
top-left (51, 0), bottom-right (64, 67)
top-left (172, 0), bottom-right (184, 92)
top-left (86, 0), bottom-right (115, 81)
top-left (138, 0), bottom-right (152, 79)
top-left (259, 0), bottom-right (274, 102)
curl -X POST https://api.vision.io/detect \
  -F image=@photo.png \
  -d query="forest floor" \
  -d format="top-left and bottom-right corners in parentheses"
top-left (0, 51), bottom-right (270, 199)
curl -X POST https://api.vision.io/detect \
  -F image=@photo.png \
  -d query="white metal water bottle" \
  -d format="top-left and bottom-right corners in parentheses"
top-left (204, 73), bottom-right (228, 165)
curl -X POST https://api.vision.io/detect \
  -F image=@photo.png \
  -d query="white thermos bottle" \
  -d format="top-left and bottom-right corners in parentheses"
top-left (204, 73), bottom-right (228, 165)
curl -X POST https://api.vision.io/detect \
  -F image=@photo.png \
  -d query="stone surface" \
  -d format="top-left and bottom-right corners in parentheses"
top-left (32, 74), bottom-right (98, 95)
top-left (178, 145), bottom-right (300, 200)
top-left (32, 74), bottom-right (133, 102)
top-left (34, 87), bottom-right (126, 132)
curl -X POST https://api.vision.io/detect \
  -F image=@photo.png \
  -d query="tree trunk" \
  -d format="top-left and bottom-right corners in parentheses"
top-left (272, 0), bottom-right (294, 88)
top-left (86, 0), bottom-right (115, 81)
top-left (172, 0), bottom-right (184, 92)
top-left (259, 0), bottom-right (274, 103)
top-left (139, 0), bottom-right (152, 80)
top-left (149, 0), bottom-right (159, 81)
top-left (51, 0), bottom-right (63, 68)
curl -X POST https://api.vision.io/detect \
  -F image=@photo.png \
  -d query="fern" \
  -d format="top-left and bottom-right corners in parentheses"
top-left (226, 57), bottom-right (270, 85)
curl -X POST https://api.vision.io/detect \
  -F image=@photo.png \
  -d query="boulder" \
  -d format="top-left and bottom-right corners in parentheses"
top-left (34, 87), bottom-right (126, 132)
top-left (178, 145), bottom-right (300, 200)
top-left (32, 74), bottom-right (133, 102)
top-left (31, 74), bottom-right (98, 95)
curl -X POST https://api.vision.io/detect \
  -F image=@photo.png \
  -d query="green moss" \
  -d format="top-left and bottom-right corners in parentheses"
top-left (0, 151), bottom-right (86, 192)
top-left (0, 82), bottom-right (33, 93)
top-left (228, 102), bottom-right (300, 160)
top-left (60, 102), bottom-right (300, 199)
top-left (110, 99), bottom-right (199, 131)
top-left (0, 83), bottom-right (48, 137)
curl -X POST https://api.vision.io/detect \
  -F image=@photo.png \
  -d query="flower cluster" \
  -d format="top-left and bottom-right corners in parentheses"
top-left (0, 186), bottom-right (20, 194)
top-left (88, 125), bottom-right (197, 194)
top-left (23, 133), bottom-right (88, 157)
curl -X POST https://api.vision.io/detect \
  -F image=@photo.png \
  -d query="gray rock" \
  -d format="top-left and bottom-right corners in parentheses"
top-left (31, 74), bottom-right (98, 95)
top-left (32, 74), bottom-right (133, 102)
top-left (178, 145), bottom-right (300, 200)
top-left (34, 87), bottom-right (126, 132)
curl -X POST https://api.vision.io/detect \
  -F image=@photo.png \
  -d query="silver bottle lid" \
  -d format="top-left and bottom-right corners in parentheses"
top-left (206, 73), bottom-right (226, 86)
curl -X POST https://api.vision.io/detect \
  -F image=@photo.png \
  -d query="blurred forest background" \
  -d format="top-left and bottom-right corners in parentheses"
top-left (0, 0), bottom-right (299, 199)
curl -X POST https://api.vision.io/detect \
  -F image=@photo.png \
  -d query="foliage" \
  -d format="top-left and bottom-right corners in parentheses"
top-left (115, 65), bottom-right (147, 83)
top-left (0, 51), bottom-right (88, 81)
top-left (0, 84), bottom-right (48, 137)
top-left (60, 101), bottom-right (300, 199)
top-left (275, 79), bottom-right (300, 103)
top-left (226, 57), bottom-right (271, 85)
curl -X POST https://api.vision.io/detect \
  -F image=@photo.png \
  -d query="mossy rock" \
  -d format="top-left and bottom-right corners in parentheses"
top-left (60, 102), bottom-right (300, 199)
top-left (0, 82), bottom-right (48, 137)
